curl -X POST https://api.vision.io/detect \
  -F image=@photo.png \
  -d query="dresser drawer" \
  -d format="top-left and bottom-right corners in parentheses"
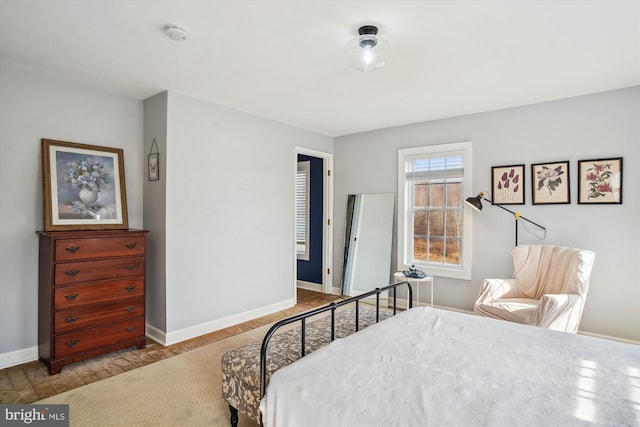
top-left (39, 229), bottom-right (148, 374)
top-left (54, 256), bottom-right (145, 285)
top-left (55, 236), bottom-right (145, 261)
top-left (54, 297), bottom-right (145, 333)
top-left (54, 318), bottom-right (145, 358)
top-left (54, 277), bottom-right (144, 308)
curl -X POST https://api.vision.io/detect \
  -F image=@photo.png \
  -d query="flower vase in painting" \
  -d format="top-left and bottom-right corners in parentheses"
top-left (55, 153), bottom-right (117, 219)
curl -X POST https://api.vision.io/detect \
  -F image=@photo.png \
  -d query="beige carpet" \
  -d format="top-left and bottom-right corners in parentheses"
top-left (37, 325), bottom-right (272, 427)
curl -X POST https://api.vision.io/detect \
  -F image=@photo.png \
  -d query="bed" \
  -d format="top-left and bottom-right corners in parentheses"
top-left (221, 282), bottom-right (413, 426)
top-left (259, 306), bottom-right (640, 426)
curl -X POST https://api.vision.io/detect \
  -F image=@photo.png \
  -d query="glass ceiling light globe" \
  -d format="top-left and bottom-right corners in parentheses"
top-left (348, 25), bottom-right (389, 72)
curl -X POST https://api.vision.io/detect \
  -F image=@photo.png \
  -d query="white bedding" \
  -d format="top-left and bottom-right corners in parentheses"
top-left (259, 307), bottom-right (640, 427)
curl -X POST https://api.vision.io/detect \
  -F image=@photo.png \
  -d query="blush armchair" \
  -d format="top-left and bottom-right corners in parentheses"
top-left (474, 245), bottom-right (595, 333)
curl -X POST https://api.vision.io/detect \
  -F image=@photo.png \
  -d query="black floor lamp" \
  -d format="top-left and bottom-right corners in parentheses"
top-left (464, 192), bottom-right (546, 246)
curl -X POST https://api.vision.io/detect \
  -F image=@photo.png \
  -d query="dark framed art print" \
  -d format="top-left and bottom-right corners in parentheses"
top-left (491, 164), bottom-right (525, 205)
top-left (531, 161), bottom-right (570, 205)
top-left (578, 157), bottom-right (623, 204)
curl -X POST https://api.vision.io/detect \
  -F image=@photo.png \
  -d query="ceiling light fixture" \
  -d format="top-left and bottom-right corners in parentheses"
top-left (165, 25), bottom-right (188, 41)
top-left (348, 25), bottom-right (389, 72)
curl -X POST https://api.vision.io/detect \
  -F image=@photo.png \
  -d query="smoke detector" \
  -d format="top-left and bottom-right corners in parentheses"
top-left (165, 25), bottom-right (188, 41)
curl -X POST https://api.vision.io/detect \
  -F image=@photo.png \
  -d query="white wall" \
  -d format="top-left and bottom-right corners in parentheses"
top-left (147, 91), bottom-right (333, 343)
top-left (0, 61), bottom-right (143, 364)
top-left (334, 86), bottom-right (640, 342)
top-left (1, 56), bottom-right (636, 367)
top-left (0, 61), bottom-right (333, 365)
top-left (143, 92), bottom-right (168, 331)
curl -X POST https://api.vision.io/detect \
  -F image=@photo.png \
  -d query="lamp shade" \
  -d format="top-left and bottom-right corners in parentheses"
top-left (464, 194), bottom-right (484, 211)
top-left (348, 25), bottom-right (389, 72)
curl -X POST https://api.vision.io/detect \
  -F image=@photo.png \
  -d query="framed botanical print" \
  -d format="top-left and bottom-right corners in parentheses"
top-left (578, 157), bottom-right (623, 204)
top-left (41, 139), bottom-right (129, 231)
top-left (491, 164), bottom-right (525, 205)
top-left (531, 161), bottom-right (570, 205)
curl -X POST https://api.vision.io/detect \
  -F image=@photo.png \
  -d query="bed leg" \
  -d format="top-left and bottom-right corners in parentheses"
top-left (229, 404), bottom-right (239, 427)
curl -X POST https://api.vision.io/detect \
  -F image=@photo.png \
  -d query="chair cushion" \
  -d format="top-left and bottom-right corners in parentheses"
top-left (512, 245), bottom-right (595, 298)
top-left (475, 298), bottom-right (538, 324)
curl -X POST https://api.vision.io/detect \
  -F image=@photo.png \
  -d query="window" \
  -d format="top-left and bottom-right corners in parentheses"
top-left (296, 161), bottom-right (310, 260)
top-left (397, 142), bottom-right (472, 279)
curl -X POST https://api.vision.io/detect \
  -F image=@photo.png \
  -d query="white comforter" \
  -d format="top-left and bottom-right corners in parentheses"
top-left (259, 307), bottom-right (640, 427)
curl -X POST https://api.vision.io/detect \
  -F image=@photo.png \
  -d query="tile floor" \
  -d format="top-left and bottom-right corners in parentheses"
top-left (0, 289), bottom-right (340, 404)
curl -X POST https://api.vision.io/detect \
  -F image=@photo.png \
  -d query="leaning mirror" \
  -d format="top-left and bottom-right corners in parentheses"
top-left (342, 193), bottom-right (394, 296)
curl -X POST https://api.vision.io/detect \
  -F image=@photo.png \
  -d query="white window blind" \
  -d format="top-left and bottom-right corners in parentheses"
top-left (405, 154), bottom-right (464, 181)
top-left (296, 161), bottom-right (310, 259)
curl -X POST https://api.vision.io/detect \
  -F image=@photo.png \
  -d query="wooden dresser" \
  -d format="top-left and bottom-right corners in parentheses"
top-left (38, 229), bottom-right (148, 374)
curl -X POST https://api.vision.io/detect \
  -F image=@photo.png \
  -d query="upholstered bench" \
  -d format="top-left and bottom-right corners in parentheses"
top-left (221, 304), bottom-right (393, 425)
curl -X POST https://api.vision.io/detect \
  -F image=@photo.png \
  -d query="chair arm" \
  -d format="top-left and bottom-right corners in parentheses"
top-left (533, 293), bottom-right (584, 333)
top-left (475, 279), bottom-right (519, 305)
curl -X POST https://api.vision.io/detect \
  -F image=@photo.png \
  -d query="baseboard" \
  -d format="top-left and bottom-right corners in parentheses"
top-left (296, 281), bottom-right (322, 292)
top-left (150, 297), bottom-right (296, 346)
top-left (296, 281), bottom-right (342, 296)
top-left (0, 346), bottom-right (38, 370)
top-left (145, 323), bottom-right (167, 346)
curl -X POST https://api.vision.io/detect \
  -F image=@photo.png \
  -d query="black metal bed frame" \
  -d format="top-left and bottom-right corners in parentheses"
top-left (228, 281), bottom-right (412, 427)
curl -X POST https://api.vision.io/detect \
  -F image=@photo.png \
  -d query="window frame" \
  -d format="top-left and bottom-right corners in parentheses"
top-left (397, 141), bottom-right (473, 280)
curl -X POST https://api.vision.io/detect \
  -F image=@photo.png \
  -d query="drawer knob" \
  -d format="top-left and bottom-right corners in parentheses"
top-left (65, 339), bottom-right (79, 347)
top-left (65, 270), bottom-right (80, 277)
top-left (64, 293), bottom-right (80, 301)
top-left (126, 326), bottom-right (137, 333)
top-left (124, 264), bottom-right (137, 271)
top-left (124, 284), bottom-right (137, 292)
top-left (125, 305), bottom-right (136, 313)
top-left (125, 243), bottom-right (137, 249)
top-left (65, 316), bottom-right (79, 324)
top-left (65, 246), bottom-right (80, 253)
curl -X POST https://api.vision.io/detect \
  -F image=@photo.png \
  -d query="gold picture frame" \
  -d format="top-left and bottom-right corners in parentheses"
top-left (41, 139), bottom-right (128, 231)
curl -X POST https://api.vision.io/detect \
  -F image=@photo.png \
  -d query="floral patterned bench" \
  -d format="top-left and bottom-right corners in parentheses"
top-left (221, 304), bottom-right (394, 425)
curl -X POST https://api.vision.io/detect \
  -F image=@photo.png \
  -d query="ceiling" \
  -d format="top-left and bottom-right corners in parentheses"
top-left (0, 1), bottom-right (638, 137)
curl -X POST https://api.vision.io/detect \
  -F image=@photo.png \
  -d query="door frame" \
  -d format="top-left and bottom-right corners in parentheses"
top-left (294, 147), bottom-right (334, 295)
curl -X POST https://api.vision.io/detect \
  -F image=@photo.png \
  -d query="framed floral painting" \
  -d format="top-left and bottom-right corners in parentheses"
top-left (491, 164), bottom-right (525, 205)
top-left (531, 161), bottom-right (570, 205)
top-left (578, 157), bottom-right (623, 204)
top-left (41, 139), bottom-right (129, 231)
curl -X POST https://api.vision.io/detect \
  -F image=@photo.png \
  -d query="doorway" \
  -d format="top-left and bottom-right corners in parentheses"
top-left (295, 147), bottom-right (333, 295)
